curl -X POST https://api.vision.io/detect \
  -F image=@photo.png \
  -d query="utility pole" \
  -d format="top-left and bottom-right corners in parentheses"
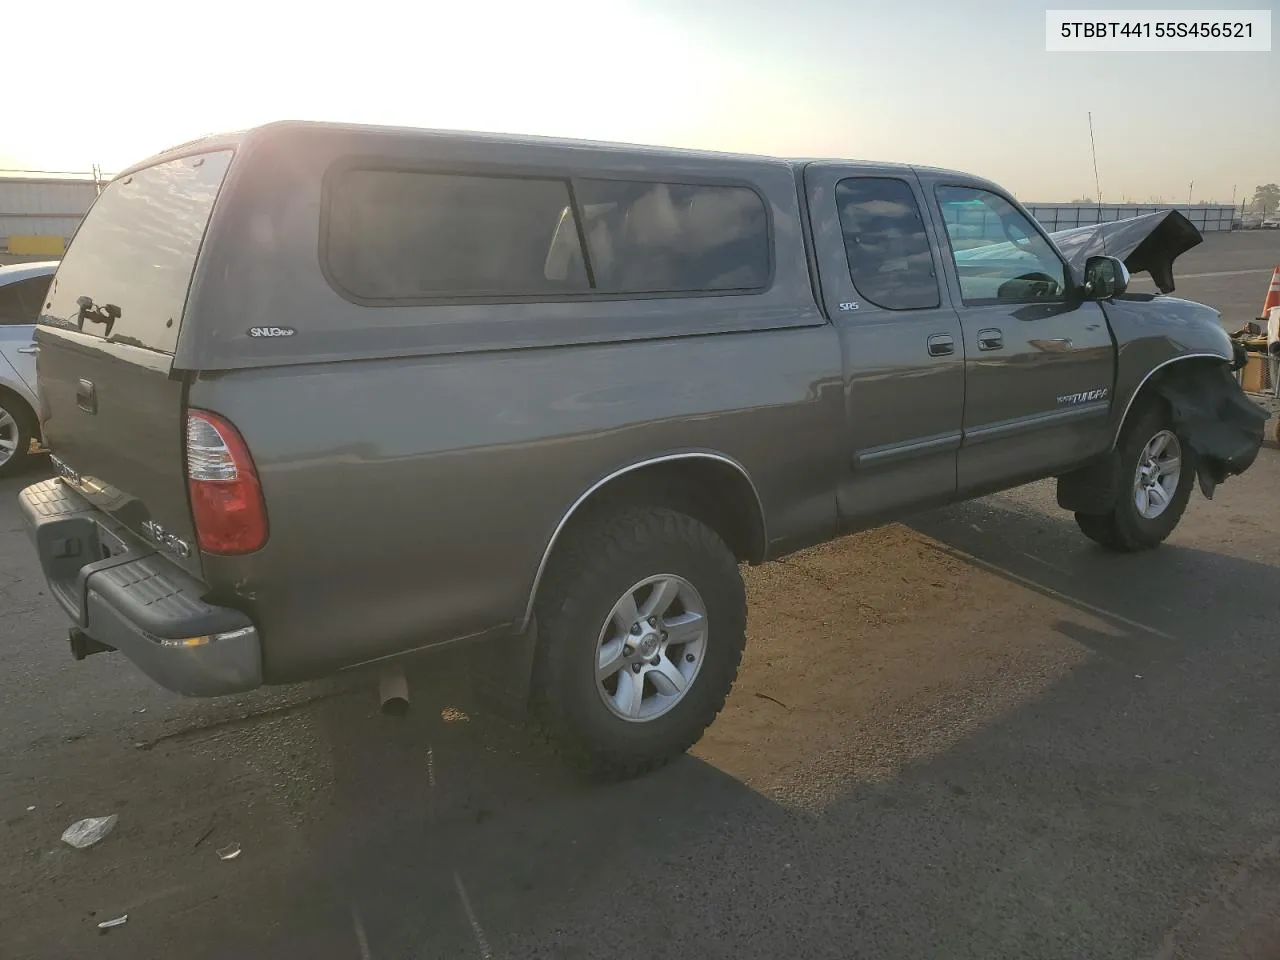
top-left (1087, 111), bottom-right (1103, 226)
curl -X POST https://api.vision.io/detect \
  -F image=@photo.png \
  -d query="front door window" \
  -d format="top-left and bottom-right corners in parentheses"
top-left (936, 186), bottom-right (1067, 303)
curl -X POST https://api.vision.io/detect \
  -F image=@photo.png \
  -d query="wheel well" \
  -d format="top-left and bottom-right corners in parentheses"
top-left (0, 385), bottom-right (37, 437)
top-left (560, 458), bottom-right (766, 565)
top-left (1115, 355), bottom-right (1227, 445)
top-left (525, 456), bottom-right (767, 624)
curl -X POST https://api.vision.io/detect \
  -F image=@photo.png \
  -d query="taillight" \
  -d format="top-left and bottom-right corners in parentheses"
top-left (185, 409), bottom-right (268, 555)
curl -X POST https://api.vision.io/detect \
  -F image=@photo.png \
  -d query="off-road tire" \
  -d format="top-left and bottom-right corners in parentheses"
top-left (532, 506), bottom-right (747, 781)
top-left (0, 394), bottom-right (34, 478)
top-left (1074, 400), bottom-right (1195, 552)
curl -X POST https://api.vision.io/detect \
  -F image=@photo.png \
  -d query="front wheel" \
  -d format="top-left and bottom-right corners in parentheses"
top-left (532, 506), bottom-right (747, 780)
top-left (1074, 401), bottom-right (1194, 551)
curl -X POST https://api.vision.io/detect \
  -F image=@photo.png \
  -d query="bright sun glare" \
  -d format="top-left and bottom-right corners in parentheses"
top-left (4, 0), bottom-right (839, 174)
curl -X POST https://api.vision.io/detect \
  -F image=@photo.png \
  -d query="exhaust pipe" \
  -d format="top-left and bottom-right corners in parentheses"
top-left (379, 663), bottom-right (409, 716)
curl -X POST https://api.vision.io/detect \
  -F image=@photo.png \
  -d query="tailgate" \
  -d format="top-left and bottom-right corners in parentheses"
top-left (35, 150), bottom-right (233, 579)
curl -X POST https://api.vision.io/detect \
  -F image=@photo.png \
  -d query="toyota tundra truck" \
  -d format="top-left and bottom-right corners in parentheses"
top-left (19, 121), bottom-right (1267, 778)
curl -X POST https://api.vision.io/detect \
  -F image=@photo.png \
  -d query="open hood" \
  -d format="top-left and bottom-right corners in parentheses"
top-left (1049, 209), bottom-right (1202, 294)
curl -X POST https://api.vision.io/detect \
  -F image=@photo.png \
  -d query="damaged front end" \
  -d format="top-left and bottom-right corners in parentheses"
top-left (1052, 207), bottom-right (1268, 515)
top-left (1051, 209), bottom-right (1202, 294)
top-left (1059, 363), bottom-right (1268, 515)
top-left (1152, 364), bottom-right (1269, 498)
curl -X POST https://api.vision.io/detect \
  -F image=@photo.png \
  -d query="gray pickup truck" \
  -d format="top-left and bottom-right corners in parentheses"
top-left (19, 121), bottom-right (1266, 779)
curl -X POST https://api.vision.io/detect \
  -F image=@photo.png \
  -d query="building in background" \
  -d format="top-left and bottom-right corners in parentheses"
top-left (1024, 202), bottom-right (1236, 233)
top-left (0, 176), bottom-right (103, 256)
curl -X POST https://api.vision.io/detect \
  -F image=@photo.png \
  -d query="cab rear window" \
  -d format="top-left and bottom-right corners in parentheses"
top-left (40, 151), bottom-right (232, 354)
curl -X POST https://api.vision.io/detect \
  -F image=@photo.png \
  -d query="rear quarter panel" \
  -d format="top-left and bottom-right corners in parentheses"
top-left (195, 334), bottom-right (842, 681)
top-left (186, 125), bottom-right (843, 682)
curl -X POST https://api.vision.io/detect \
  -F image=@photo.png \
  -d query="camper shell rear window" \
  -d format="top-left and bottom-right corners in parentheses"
top-left (39, 151), bottom-right (233, 355)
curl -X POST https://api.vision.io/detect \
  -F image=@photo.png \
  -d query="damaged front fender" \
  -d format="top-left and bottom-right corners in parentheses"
top-left (1152, 364), bottom-right (1268, 498)
top-left (1058, 364), bottom-right (1266, 513)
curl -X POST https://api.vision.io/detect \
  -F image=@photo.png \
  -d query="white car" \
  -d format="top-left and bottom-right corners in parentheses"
top-left (0, 260), bottom-right (56, 475)
top-left (1262, 218), bottom-right (1280, 230)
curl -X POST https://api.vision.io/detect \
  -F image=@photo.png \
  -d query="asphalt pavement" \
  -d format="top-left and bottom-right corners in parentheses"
top-left (3, 445), bottom-right (1280, 958)
top-left (1127, 229), bottom-right (1279, 328)
top-left (2, 231), bottom-right (1280, 959)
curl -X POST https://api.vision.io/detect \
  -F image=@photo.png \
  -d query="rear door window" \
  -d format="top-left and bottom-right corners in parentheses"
top-left (834, 177), bottom-right (939, 310)
top-left (0, 276), bottom-right (52, 325)
top-left (572, 179), bottom-right (770, 294)
top-left (40, 151), bottom-right (233, 354)
top-left (325, 171), bottom-right (589, 300)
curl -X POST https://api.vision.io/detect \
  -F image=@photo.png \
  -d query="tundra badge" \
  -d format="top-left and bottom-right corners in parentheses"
top-left (1057, 387), bottom-right (1109, 406)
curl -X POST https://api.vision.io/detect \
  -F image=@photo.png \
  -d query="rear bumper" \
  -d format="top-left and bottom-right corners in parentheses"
top-left (19, 478), bottom-right (262, 696)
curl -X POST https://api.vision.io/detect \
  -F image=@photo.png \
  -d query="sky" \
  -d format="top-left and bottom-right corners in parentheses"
top-left (2, 0), bottom-right (1275, 203)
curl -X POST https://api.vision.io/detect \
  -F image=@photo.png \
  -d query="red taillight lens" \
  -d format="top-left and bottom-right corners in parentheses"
top-left (185, 409), bottom-right (267, 555)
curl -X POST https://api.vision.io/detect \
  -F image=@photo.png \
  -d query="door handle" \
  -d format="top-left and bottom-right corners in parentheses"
top-left (1030, 337), bottom-right (1073, 352)
top-left (16, 345), bottom-right (38, 355)
top-left (977, 328), bottom-right (1004, 351)
top-left (926, 333), bottom-right (955, 357)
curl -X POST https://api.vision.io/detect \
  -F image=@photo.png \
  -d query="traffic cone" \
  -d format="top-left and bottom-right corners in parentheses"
top-left (1259, 266), bottom-right (1280, 321)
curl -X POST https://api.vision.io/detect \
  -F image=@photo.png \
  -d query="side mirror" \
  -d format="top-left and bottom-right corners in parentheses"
top-left (1082, 255), bottom-right (1130, 300)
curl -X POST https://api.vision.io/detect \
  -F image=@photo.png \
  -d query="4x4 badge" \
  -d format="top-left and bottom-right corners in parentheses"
top-left (141, 519), bottom-right (192, 559)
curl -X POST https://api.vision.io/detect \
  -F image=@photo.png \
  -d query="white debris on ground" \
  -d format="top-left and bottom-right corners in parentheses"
top-left (61, 815), bottom-right (118, 849)
top-left (216, 842), bottom-right (242, 861)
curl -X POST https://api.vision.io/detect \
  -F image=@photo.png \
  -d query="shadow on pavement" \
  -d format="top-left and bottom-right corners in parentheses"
top-left (171, 675), bottom-right (785, 960)
top-left (906, 496), bottom-right (1271, 663)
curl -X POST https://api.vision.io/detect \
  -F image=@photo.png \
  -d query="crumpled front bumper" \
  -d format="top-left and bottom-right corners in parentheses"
top-left (18, 478), bottom-right (262, 697)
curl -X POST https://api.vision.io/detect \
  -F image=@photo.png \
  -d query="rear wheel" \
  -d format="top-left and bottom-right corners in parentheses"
top-left (532, 506), bottom-right (747, 780)
top-left (1074, 401), bottom-right (1194, 552)
top-left (0, 396), bottom-right (33, 478)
